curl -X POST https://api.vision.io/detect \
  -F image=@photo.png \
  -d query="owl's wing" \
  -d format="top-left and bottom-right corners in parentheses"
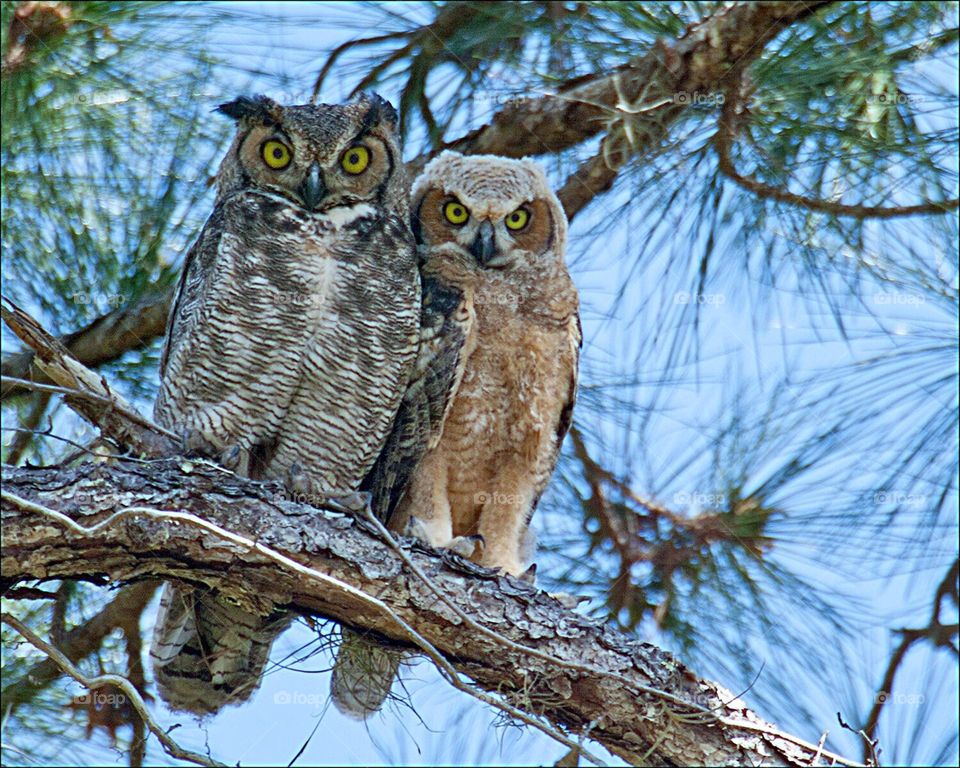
top-left (529, 311), bottom-right (582, 515)
top-left (555, 312), bottom-right (582, 447)
top-left (361, 273), bottom-right (472, 525)
top-left (156, 206), bottom-right (226, 393)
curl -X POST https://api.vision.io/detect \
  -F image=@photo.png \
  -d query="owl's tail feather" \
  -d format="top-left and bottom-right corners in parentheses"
top-left (330, 628), bottom-right (406, 719)
top-left (150, 583), bottom-right (291, 715)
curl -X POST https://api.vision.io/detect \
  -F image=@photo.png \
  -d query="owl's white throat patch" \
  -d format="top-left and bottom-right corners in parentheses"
top-left (316, 203), bottom-right (375, 229)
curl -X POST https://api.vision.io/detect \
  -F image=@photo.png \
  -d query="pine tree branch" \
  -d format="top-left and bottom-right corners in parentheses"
top-left (1, 291), bottom-right (172, 402)
top-left (861, 558), bottom-right (959, 761)
top-left (714, 83), bottom-right (960, 219)
top-left (1, 582), bottom-right (158, 709)
top-left (1, 1), bottom-right (834, 398)
top-left (2, 611), bottom-right (220, 768)
top-left (444, 2), bottom-right (832, 158)
top-left (1, 462), bottom-right (861, 767)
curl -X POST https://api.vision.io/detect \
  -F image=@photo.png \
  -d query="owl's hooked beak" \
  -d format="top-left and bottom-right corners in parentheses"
top-left (470, 219), bottom-right (498, 266)
top-left (299, 162), bottom-right (326, 211)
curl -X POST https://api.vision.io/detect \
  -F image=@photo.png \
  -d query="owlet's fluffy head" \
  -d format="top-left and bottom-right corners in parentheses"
top-left (410, 151), bottom-right (567, 271)
top-left (214, 93), bottom-right (406, 215)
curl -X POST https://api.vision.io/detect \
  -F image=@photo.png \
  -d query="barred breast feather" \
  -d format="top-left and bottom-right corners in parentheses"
top-left (155, 190), bottom-right (419, 489)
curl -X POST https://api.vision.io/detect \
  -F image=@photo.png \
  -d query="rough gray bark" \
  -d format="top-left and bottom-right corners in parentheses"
top-left (2, 460), bottom-right (854, 767)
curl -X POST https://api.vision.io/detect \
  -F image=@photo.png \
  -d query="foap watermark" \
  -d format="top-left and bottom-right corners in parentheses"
top-left (673, 91), bottom-right (725, 107)
top-left (874, 690), bottom-right (925, 706)
top-left (474, 491), bottom-right (530, 507)
top-left (476, 291), bottom-right (518, 308)
top-left (864, 93), bottom-right (926, 107)
top-left (674, 291), bottom-right (726, 306)
top-left (871, 293), bottom-right (926, 306)
top-left (74, 689), bottom-right (126, 707)
top-left (674, 491), bottom-right (725, 507)
top-left (70, 291), bottom-right (127, 308)
top-left (874, 491), bottom-right (926, 509)
top-left (474, 90), bottom-right (527, 109)
top-left (273, 690), bottom-right (325, 708)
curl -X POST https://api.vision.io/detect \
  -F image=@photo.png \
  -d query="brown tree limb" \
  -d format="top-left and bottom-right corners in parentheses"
top-left (1, 290), bottom-right (172, 402)
top-left (3, 391), bottom-right (51, 465)
top-left (860, 558), bottom-right (959, 762)
top-left (444, 2), bottom-right (832, 159)
top-left (2, 461), bottom-right (860, 767)
top-left (714, 83), bottom-right (960, 219)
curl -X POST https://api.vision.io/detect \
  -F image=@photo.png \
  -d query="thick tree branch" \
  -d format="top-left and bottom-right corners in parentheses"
top-left (1, 297), bottom-right (177, 455)
top-left (1, 291), bottom-right (172, 402)
top-left (2, 460), bottom-right (859, 767)
top-left (445, 2), bottom-right (832, 159)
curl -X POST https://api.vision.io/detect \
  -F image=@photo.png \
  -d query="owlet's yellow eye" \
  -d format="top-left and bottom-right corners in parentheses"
top-left (444, 200), bottom-right (469, 225)
top-left (505, 207), bottom-right (529, 231)
top-left (341, 145), bottom-right (370, 174)
top-left (261, 140), bottom-right (292, 170)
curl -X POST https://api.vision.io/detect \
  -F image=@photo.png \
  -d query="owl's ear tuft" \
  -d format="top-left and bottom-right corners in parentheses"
top-left (358, 92), bottom-right (399, 132)
top-left (216, 95), bottom-right (283, 126)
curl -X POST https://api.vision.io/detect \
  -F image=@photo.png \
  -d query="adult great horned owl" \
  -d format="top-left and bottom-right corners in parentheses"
top-left (150, 94), bottom-right (419, 714)
top-left (332, 151), bottom-right (581, 717)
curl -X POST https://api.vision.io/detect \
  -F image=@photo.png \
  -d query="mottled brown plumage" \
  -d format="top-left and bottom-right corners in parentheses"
top-left (150, 94), bottom-right (419, 714)
top-left (397, 151), bottom-right (580, 574)
top-left (332, 151), bottom-right (581, 718)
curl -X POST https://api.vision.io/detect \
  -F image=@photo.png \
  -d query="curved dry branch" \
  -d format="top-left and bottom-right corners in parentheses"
top-left (1, 297), bottom-right (176, 455)
top-left (1, 290), bottom-right (172, 402)
top-left (714, 85), bottom-right (960, 219)
top-left (2, 612), bottom-right (220, 768)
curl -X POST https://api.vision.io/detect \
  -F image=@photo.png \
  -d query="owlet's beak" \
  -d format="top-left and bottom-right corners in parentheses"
top-left (470, 219), bottom-right (498, 266)
top-left (299, 162), bottom-right (326, 211)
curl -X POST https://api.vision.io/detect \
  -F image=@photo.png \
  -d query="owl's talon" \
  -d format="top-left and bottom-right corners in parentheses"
top-left (403, 515), bottom-right (430, 541)
top-left (338, 491), bottom-right (372, 512)
top-left (182, 427), bottom-right (217, 458)
top-left (284, 465), bottom-right (369, 511)
top-left (286, 463), bottom-right (312, 497)
top-left (448, 534), bottom-right (484, 559)
top-left (221, 444), bottom-right (240, 466)
top-left (547, 591), bottom-right (590, 610)
top-left (520, 563), bottom-right (537, 584)
top-left (220, 444), bottom-right (250, 475)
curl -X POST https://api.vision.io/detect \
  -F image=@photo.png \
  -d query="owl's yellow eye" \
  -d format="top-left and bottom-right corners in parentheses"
top-left (341, 145), bottom-right (370, 174)
top-left (505, 207), bottom-right (529, 231)
top-left (261, 140), bottom-right (292, 170)
top-left (443, 200), bottom-right (469, 225)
